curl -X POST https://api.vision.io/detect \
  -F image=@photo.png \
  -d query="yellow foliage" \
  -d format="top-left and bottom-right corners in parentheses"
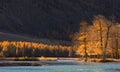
top-left (78, 35), bottom-right (87, 41)
top-left (0, 41), bottom-right (71, 55)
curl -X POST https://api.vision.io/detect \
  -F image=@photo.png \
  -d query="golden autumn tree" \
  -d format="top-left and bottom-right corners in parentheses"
top-left (93, 15), bottom-right (113, 61)
top-left (74, 19), bottom-right (89, 62)
top-left (110, 24), bottom-right (120, 59)
top-left (87, 26), bottom-right (103, 57)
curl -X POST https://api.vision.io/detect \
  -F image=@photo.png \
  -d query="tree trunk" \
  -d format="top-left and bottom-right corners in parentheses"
top-left (84, 38), bottom-right (88, 62)
top-left (115, 34), bottom-right (119, 59)
top-left (99, 22), bottom-right (104, 60)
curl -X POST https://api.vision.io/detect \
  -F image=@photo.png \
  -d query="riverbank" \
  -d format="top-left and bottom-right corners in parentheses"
top-left (0, 57), bottom-right (120, 66)
top-left (0, 62), bottom-right (42, 66)
top-left (0, 57), bottom-right (57, 61)
top-left (0, 57), bottom-right (120, 62)
top-left (76, 58), bottom-right (120, 63)
top-left (0, 60), bottom-right (78, 66)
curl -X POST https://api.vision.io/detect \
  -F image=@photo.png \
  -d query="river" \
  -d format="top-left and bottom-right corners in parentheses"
top-left (0, 60), bottom-right (120, 72)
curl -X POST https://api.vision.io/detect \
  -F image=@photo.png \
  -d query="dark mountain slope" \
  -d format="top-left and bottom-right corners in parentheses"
top-left (0, 0), bottom-right (120, 40)
top-left (0, 32), bottom-right (72, 45)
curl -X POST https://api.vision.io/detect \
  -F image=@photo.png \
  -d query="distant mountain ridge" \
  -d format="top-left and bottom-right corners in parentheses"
top-left (0, 0), bottom-right (120, 40)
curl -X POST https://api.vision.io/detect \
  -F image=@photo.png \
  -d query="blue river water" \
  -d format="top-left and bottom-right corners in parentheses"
top-left (0, 61), bottom-right (120, 72)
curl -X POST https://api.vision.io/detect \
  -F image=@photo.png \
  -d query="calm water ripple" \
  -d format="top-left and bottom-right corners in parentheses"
top-left (0, 61), bottom-right (120, 72)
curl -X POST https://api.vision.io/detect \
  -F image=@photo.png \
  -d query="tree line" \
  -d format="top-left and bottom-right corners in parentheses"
top-left (0, 41), bottom-right (73, 57)
top-left (73, 15), bottom-right (120, 61)
top-left (0, 15), bottom-right (120, 61)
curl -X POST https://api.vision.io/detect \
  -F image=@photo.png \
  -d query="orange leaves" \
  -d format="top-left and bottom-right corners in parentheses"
top-left (0, 41), bottom-right (72, 57)
top-left (0, 41), bottom-right (9, 51)
top-left (0, 41), bottom-right (71, 50)
top-left (76, 43), bottom-right (102, 56)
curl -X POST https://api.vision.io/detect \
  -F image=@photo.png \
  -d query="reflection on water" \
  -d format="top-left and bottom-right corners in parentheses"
top-left (0, 61), bottom-right (120, 72)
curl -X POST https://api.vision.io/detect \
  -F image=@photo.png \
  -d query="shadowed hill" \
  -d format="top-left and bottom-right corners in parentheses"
top-left (0, 32), bottom-right (72, 45)
top-left (0, 0), bottom-right (120, 40)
